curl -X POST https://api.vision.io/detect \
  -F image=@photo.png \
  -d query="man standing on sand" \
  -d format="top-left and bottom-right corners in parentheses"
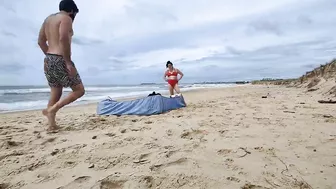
top-left (37, 0), bottom-right (85, 132)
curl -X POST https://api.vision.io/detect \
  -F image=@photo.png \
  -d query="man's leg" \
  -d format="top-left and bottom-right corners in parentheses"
top-left (47, 83), bottom-right (85, 115)
top-left (43, 56), bottom-right (64, 131)
top-left (42, 86), bottom-right (62, 116)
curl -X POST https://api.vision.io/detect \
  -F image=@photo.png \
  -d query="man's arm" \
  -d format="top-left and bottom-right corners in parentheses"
top-left (177, 69), bottom-right (184, 80)
top-left (38, 20), bottom-right (48, 55)
top-left (59, 16), bottom-right (73, 63)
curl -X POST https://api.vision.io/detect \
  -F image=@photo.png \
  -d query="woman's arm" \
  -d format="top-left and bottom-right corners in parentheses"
top-left (177, 69), bottom-right (184, 80)
top-left (163, 71), bottom-right (167, 81)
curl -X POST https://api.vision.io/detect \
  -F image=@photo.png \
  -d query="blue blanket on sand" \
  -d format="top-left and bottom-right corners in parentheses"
top-left (96, 94), bottom-right (186, 116)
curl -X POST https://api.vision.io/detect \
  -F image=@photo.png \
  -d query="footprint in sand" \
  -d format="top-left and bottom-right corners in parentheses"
top-left (163, 150), bottom-right (178, 158)
top-left (0, 183), bottom-right (10, 189)
top-left (254, 147), bottom-right (264, 152)
top-left (181, 130), bottom-right (207, 140)
top-left (2, 140), bottom-right (23, 150)
top-left (41, 137), bottom-right (57, 145)
top-left (166, 129), bottom-right (173, 136)
top-left (106, 132), bottom-right (117, 137)
top-left (130, 127), bottom-right (141, 132)
top-left (34, 172), bottom-right (60, 184)
top-left (99, 180), bottom-right (126, 189)
top-left (225, 158), bottom-right (234, 163)
top-left (227, 176), bottom-right (240, 183)
top-left (0, 126), bottom-right (27, 136)
top-left (90, 117), bottom-right (107, 123)
top-left (217, 149), bottom-right (233, 156)
top-left (57, 176), bottom-right (91, 189)
top-left (133, 153), bottom-right (151, 164)
top-left (60, 161), bottom-right (78, 169)
top-left (241, 183), bottom-right (270, 189)
top-left (144, 142), bottom-right (160, 149)
top-left (218, 130), bottom-right (229, 136)
top-left (92, 175), bottom-right (158, 189)
top-left (150, 158), bottom-right (188, 171)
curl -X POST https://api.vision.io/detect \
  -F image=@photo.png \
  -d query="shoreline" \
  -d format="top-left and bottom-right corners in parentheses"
top-left (0, 84), bottom-right (242, 115)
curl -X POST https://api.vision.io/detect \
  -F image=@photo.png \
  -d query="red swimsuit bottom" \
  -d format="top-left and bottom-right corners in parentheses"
top-left (167, 79), bottom-right (178, 88)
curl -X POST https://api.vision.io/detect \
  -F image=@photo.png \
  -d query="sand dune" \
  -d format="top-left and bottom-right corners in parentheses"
top-left (0, 85), bottom-right (335, 189)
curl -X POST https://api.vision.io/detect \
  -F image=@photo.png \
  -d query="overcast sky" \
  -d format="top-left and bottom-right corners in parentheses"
top-left (0, 0), bottom-right (335, 85)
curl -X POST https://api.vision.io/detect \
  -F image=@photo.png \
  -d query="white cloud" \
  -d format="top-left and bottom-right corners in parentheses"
top-left (0, 0), bottom-right (335, 85)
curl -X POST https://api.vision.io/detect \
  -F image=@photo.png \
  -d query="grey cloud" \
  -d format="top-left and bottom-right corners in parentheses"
top-left (124, 1), bottom-right (178, 23)
top-left (2, 17), bottom-right (39, 40)
top-left (180, 64), bottom-right (305, 82)
top-left (1, 0), bottom-right (336, 85)
top-left (105, 64), bottom-right (131, 72)
top-left (0, 0), bottom-right (16, 13)
top-left (108, 58), bottom-right (127, 64)
top-left (0, 63), bottom-right (25, 74)
top-left (247, 20), bottom-right (283, 36)
top-left (111, 63), bottom-right (307, 83)
top-left (85, 66), bottom-right (100, 73)
top-left (106, 15), bottom-right (243, 56)
top-left (107, 58), bottom-right (140, 69)
top-left (0, 45), bottom-right (17, 55)
top-left (72, 36), bottom-right (104, 46)
top-left (225, 46), bottom-right (242, 55)
top-left (297, 15), bottom-right (313, 25)
top-left (82, 61), bottom-right (129, 75)
top-left (113, 51), bottom-right (129, 58)
top-left (107, 0), bottom-right (335, 59)
top-left (242, 40), bottom-right (329, 59)
top-left (1, 30), bottom-right (16, 37)
top-left (70, 42), bottom-right (139, 72)
top-left (177, 38), bottom-right (336, 73)
top-left (302, 64), bottom-right (318, 69)
top-left (81, 68), bottom-right (158, 85)
top-left (110, 32), bottom-right (196, 56)
top-left (173, 58), bottom-right (187, 62)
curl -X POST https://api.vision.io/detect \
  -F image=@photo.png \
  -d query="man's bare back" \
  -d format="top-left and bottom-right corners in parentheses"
top-left (43, 13), bottom-right (73, 56)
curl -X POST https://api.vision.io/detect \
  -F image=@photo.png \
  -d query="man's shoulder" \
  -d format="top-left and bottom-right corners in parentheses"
top-left (44, 13), bottom-right (56, 23)
top-left (45, 13), bottom-right (58, 20)
top-left (59, 14), bottom-right (73, 24)
top-left (46, 12), bottom-right (71, 22)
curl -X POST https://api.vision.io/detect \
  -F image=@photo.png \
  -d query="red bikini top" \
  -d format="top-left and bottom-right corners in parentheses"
top-left (166, 69), bottom-right (178, 76)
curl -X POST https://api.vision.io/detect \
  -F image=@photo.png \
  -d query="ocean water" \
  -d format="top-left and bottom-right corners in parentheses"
top-left (0, 83), bottom-right (236, 113)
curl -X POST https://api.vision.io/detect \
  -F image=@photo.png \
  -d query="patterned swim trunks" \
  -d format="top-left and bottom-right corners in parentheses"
top-left (44, 53), bottom-right (82, 88)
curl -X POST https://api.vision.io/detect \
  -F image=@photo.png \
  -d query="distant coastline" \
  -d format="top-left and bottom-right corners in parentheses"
top-left (194, 81), bottom-right (250, 84)
top-left (140, 81), bottom-right (250, 85)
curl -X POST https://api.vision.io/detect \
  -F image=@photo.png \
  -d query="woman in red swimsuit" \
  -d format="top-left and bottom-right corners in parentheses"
top-left (163, 61), bottom-right (184, 96)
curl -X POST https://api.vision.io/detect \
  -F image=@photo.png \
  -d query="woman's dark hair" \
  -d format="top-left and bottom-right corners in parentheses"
top-left (166, 61), bottom-right (173, 68)
top-left (59, 0), bottom-right (79, 13)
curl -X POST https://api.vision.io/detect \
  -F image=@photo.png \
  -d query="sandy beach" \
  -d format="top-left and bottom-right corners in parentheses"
top-left (0, 85), bottom-right (335, 189)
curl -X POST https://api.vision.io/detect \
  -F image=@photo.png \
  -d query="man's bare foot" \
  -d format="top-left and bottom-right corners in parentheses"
top-left (47, 125), bottom-right (60, 133)
top-left (46, 107), bottom-right (58, 132)
top-left (42, 109), bottom-right (48, 116)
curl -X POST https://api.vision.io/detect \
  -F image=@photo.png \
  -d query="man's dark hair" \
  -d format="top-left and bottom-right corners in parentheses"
top-left (166, 61), bottom-right (173, 68)
top-left (59, 0), bottom-right (79, 13)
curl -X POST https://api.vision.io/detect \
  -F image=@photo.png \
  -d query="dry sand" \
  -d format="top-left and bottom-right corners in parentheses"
top-left (0, 85), bottom-right (335, 189)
